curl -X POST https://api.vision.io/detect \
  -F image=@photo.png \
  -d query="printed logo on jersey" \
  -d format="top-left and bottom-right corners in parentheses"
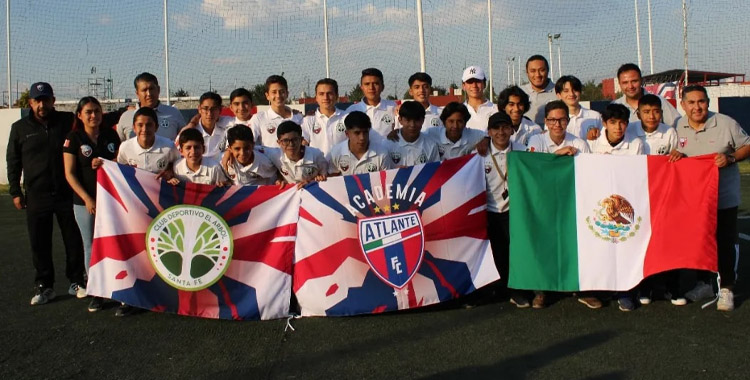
top-left (390, 151), bottom-right (402, 165)
top-left (80, 145), bottom-right (93, 157)
top-left (339, 157), bottom-right (350, 172)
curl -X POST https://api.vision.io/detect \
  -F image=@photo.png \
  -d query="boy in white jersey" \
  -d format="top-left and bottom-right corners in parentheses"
top-left (389, 101), bottom-right (440, 166)
top-left (555, 76), bottom-right (602, 141)
top-left (183, 91), bottom-right (230, 160)
top-left (228, 88), bottom-right (254, 128)
top-left (345, 68), bottom-right (397, 137)
top-left (496, 86), bottom-right (543, 145)
top-left (301, 78), bottom-right (347, 154)
top-left (462, 65), bottom-right (497, 131)
top-left (588, 103), bottom-right (644, 155)
top-left (249, 75), bottom-right (304, 148)
top-left (264, 121), bottom-right (327, 189)
top-left (526, 101), bottom-right (591, 156)
top-left (395, 72), bottom-right (443, 130)
top-left (327, 111), bottom-right (395, 175)
top-left (427, 102), bottom-right (486, 160)
top-left (225, 125), bottom-right (277, 186)
top-left (117, 107), bottom-right (180, 176)
top-left (630, 94), bottom-right (678, 155)
top-left (170, 128), bottom-right (228, 186)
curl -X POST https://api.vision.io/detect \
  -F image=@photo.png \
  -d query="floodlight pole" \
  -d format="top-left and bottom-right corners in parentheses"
top-left (163, 0), bottom-right (171, 105)
top-left (682, 0), bottom-right (688, 87)
top-left (635, 0), bottom-right (643, 69)
top-left (417, 0), bottom-right (426, 72)
top-left (6, 0), bottom-right (11, 107)
top-left (547, 33), bottom-right (554, 81)
top-left (487, 0), bottom-right (493, 101)
top-left (323, 0), bottom-right (330, 77)
top-left (557, 36), bottom-right (562, 77)
top-left (647, 0), bottom-right (654, 74)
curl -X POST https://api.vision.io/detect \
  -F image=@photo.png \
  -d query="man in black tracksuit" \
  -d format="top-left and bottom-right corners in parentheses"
top-left (7, 83), bottom-right (85, 305)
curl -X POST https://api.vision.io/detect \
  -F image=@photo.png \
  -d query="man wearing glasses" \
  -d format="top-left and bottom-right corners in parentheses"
top-left (116, 72), bottom-right (186, 141)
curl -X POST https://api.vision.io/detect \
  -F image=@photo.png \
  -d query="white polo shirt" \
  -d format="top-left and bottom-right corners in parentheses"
top-left (388, 132), bottom-right (441, 167)
top-left (226, 151), bottom-right (277, 186)
top-left (588, 132), bottom-right (645, 155)
top-left (116, 103), bottom-right (186, 142)
top-left (426, 126), bottom-right (486, 160)
top-left (117, 135), bottom-right (180, 173)
top-left (484, 141), bottom-right (526, 213)
top-left (511, 118), bottom-right (544, 146)
top-left (327, 140), bottom-right (394, 175)
top-left (173, 157), bottom-right (228, 185)
top-left (194, 119), bottom-right (230, 159)
top-left (301, 109), bottom-right (347, 154)
top-left (566, 107), bottom-right (603, 140)
top-left (522, 81), bottom-right (557, 126)
top-left (248, 108), bottom-right (304, 148)
top-left (395, 102), bottom-right (443, 130)
top-left (612, 90), bottom-right (680, 128)
top-left (627, 121), bottom-right (677, 155)
top-left (464, 100), bottom-right (497, 132)
top-left (527, 132), bottom-right (591, 154)
top-left (264, 146), bottom-right (327, 184)
top-left (345, 98), bottom-right (397, 137)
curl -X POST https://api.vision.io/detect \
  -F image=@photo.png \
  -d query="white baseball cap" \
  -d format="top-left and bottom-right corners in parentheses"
top-left (462, 66), bottom-right (486, 82)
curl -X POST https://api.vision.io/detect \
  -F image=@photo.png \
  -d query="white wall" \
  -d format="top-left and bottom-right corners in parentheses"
top-left (0, 109), bottom-right (23, 185)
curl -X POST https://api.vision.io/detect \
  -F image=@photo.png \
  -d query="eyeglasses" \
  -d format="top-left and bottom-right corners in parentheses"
top-left (545, 118), bottom-right (569, 126)
top-left (199, 107), bottom-right (221, 113)
top-left (278, 137), bottom-right (301, 146)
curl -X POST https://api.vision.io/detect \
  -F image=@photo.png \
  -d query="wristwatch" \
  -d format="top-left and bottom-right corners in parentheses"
top-left (727, 154), bottom-right (736, 164)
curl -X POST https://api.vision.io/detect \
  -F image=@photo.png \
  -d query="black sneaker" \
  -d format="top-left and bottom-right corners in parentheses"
top-left (88, 297), bottom-right (104, 312)
top-left (115, 303), bottom-right (135, 317)
top-left (30, 285), bottom-right (56, 306)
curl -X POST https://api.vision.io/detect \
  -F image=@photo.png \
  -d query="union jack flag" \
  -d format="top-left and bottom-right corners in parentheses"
top-left (87, 160), bottom-right (298, 320)
top-left (294, 154), bottom-right (499, 316)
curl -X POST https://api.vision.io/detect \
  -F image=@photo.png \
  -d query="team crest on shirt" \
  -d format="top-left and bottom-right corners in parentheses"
top-left (437, 145), bottom-right (445, 157)
top-left (584, 194), bottom-right (642, 244)
top-left (156, 158), bottom-right (168, 171)
top-left (678, 137), bottom-right (687, 148)
top-left (302, 166), bottom-right (315, 178)
top-left (159, 119), bottom-right (169, 129)
top-left (389, 151), bottom-right (402, 164)
top-left (80, 145), bottom-right (93, 157)
top-left (313, 123), bottom-right (322, 134)
top-left (107, 143), bottom-right (116, 153)
top-left (336, 121), bottom-right (345, 133)
top-left (366, 162), bottom-right (378, 172)
top-left (381, 114), bottom-right (394, 126)
top-left (339, 157), bottom-right (350, 172)
top-left (266, 124), bottom-right (276, 134)
top-left (527, 147), bottom-right (536, 152)
top-left (656, 144), bottom-right (669, 155)
top-left (417, 153), bottom-right (427, 164)
top-left (280, 167), bottom-right (290, 176)
top-left (430, 118), bottom-right (440, 127)
top-left (484, 162), bottom-right (492, 174)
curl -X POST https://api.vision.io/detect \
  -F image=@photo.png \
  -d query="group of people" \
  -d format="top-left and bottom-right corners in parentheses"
top-left (7, 55), bottom-right (749, 316)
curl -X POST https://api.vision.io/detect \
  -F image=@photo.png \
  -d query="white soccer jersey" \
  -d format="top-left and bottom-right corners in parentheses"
top-left (484, 141), bottom-right (526, 213)
top-left (194, 119), bottom-right (230, 159)
top-left (627, 121), bottom-right (678, 156)
top-left (301, 109), bottom-right (347, 154)
top-left (612, 91), bottom-right (681, 128)
top-left (345, 98), bottom-right (397, 137)
top-left (264, 146), bottom-right (327, 184)
top-left (388, 132), bottom-right (441, 167)
top-left (588, 132), bottom-right (645, 155)
top-left (526, 132), bottom-right (591, 154)
top-left (426, 126), bottom-right (486, 160)
top-left (116, 103), bottom-right (187, 142)
top-left (395, 102), bottom-right (443, 130)
top-left (117, 135), bottom-right (180, 173)
top-left (464, 100), bottom-right (497, 132)
top-left (173, 157), bottom-right (228, 185)
top-left (248, 108), bottom-right (304, 148)
top-left (511, 118), bottom-right (544, 146)
top-left (327, 140), bottom-right (394, 175)
top-left (226, 150), bottom-right (277, 186)
top-left (566, 107), bottom-right (603, 140)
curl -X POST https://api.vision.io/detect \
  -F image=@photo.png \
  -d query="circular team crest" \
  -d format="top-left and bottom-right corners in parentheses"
top-left (381, 114), bottom-right (393, 125)
top-left (80, 144), bottom-right (93, 157)
top-left (585, 194), bottom-right (642, 243)
top-left (266, 124), bottom-right (276, 134)
top-left (336, 121), bottom-right (345, 133)
top-left (157, 158), bottom-right (168, 170)
top-left (302, 166), bottom-right (315, 177)
top-left (484, 162), bottom-right (492, 174)
top-left (313, 124), bottom-right (322, 134)
top-left (146, 205), bottom-right (233, 291)
top-left (389, 152), bottom-right (402, 164)
top-left (159, 119), bottom-right (170, 129)
top-left (339, 157), bottom-right (350, 172)
top-left (430, 118), bottom-right (439, 127)
top-left (656, 144), bottom-right (670, 155)
top-left (107, 142), bottom-right (116, 153)
top-left (417, 153), bottom-right (427, 164)
top-left (366, 162), bottom-right (378, 172)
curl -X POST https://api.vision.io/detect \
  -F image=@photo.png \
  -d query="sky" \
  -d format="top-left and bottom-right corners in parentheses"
top-left (0, 0), bottom-right (747, 103)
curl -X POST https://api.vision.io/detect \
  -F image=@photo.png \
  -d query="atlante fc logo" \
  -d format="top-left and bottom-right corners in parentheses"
top-left (146, 205), bottom-right (233, 291)
top-left (358, 211), bottom-right (425, 288)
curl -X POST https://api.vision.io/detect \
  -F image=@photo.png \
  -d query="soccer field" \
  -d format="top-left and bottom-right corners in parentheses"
top-left (0, 190), bottom-right (748, 379)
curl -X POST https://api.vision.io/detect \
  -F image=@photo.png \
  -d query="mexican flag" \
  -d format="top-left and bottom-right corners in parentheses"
top-left (507, 152), bottom-right (718, 291)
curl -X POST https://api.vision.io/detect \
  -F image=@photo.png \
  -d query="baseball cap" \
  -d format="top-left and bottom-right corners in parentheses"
top-left (488, 111), bottom-right (513, 130)
top-left (29, 82), bottom-right (54, 99)
top-left (462, 66), bottom-right (486, 82)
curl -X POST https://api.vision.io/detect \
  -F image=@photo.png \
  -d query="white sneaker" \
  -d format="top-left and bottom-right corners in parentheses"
top-left (30, 287), bottom-right (56, 305)
top-left (717, 288), bottom-right (734, 312)
top-left (670, 297), bottom-right (687, 306)
top-left (639, 296), bottom-right (652, 305)
top-left (68, 283), bottom-right (87, 299)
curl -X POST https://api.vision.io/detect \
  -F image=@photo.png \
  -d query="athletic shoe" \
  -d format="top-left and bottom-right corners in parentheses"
top-left (717, 288), bottom-right (734, 312)
top-left (532, 292), bottom-right (545, 309)
top-left (115, 303), bottom-right (135, 317)
top-left (88, 297), bottom-right (104, 312)
top-left (618, 296), bottom-right (636, 312)
top-left (638, 291), bottom-right (652, 305)
top-left (510, 294), bottom-right (530, 309)
top-left (30, 286), bottom-right (56, 306)
top-left (685, 281), bottom-right (714, 302)
top-left (670, 297), bottom-right (688, 306)
top-left (578, 297), bottom-right (603, 309)
top-left (68, 282), bottom-right (87, 299)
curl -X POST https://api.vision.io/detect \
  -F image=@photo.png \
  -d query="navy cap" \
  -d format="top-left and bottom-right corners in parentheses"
top-left (29, 82), bottom-right (54, 99)
top-left (488, 111), bottom-right (513, 130)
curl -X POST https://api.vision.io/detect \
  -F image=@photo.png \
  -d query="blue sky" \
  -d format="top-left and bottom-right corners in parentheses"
top-left (0, 0), bottom-right (747, 103)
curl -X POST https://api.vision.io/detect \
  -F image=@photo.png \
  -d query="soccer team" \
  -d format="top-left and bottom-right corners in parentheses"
top-left (7, 55), bottom-right (750, 316)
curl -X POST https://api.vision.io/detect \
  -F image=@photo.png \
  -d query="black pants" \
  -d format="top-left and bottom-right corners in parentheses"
top-left (26, 192), bottom-right (85, 288)
top-left (717, 207), bottom-right (738, 288)
top-left (487, 211), bottom-right (510, 289)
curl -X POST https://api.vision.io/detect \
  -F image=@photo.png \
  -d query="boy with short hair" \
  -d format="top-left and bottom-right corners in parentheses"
top-left (427, 102), bottom-right (486, 160)
top-left (187, 91), bottom-right (230, 160)
top-left (496, 86), bottom-right (543, 145)
top-left (225, 125), bottom-right (277, 186)
top-left (345, 68), bottom-right (397, 137)
top-left (526, 101), bottom-right (591, 156)
top-left (390, 101), bottom-right (440, 166)
top-left (554, 75), bottom-right (602, 140)
top-left (630, 94), bottom-right (678, 155)
top-left (301, 78), bottom-right (347, 154)
top-left (264, 121), bottom-right (327, 188)
top-left (117, 107), bottom-right (181, 176)
top-left (588, 103), bottom-right (645, 155)
top-left (396, 72), bottom-right (443, 129)
top-left (228, 88), bottom-right (255, 128)
top-left (249, 75), bottom-right (304, 148)
top-left (171, 128), bottom-right (228, 186)
top-left (327, 111), bottom-right (394, 175)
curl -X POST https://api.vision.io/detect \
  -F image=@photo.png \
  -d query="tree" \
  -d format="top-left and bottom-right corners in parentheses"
top-left (250, 84), bottom-right (269, 105)
top-left (346, 85), bottom-right (363, 103)
top-left (14, 90), bottom-right (29, 108)
top-left (580, 80), bottom-right (607, 101)
top-left (172, 88), bottom-right (189, 98)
